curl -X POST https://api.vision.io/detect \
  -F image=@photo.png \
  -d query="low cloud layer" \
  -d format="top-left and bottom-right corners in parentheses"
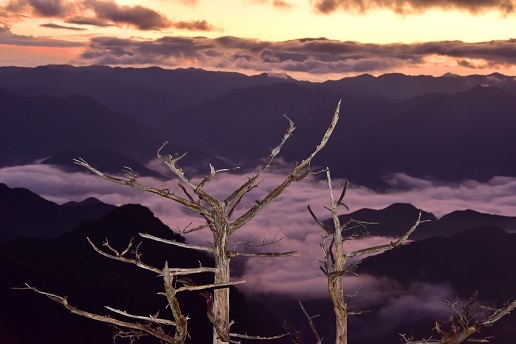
top-left (1, 163), bottom-right (515, 298)
top-left (313, 0), bottom-right (515, 14)
top-left (2, 162), bottom-right (495, 342)
top-left (3, 0), bottom-right (217, 31)
top-left (75, 34), bottom-right (516, 76)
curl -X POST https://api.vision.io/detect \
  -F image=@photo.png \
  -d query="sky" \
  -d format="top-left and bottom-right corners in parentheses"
top-left (2, 0), bottom-right (516, 80)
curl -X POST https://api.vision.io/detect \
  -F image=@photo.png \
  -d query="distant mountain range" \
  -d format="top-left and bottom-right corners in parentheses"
top-left (1, 65), bottom-right (515, 188)
top-left (1, 66), bottom-right (514, 343)
top-left (337, 203), bottom-right (516, 240)
top-left (0, 86), bottom-right (229, 176)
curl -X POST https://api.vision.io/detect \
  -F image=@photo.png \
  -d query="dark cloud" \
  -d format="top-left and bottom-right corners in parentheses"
top-left (65, 15), bottom-right (115, 27)
top-left (3, 0), bottom-right (216, 32)
top-left (6, 0), bottom-right (76, 17)
top-left (172, 19), bottom-right (218, 31)
top-left (0, 23), bottom-right (83, 46)
top-left (76, 35), bottom-right (516, 75)
top-left (40, 22), bottom-right (86, 30)
top-left (313, 0), bottom-right (515, 14)
top-left (86, 0), bottom-right (171, 30)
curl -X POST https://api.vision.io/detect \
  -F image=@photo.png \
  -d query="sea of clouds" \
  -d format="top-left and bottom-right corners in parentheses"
top-left (1, 161), bottom-right (515, 326)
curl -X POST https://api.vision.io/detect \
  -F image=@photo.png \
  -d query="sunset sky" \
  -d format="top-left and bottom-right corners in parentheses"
top-left (1, 0), bottom-right (516, 80)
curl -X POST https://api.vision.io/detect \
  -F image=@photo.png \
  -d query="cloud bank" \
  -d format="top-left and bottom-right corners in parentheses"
top-left (1, 163), bottom-right (516, 298)
top-left (313, 0), bottom-right (515, 14)
top-left (3, 162), bottom-right (497, 342)
top-left (3, 0), bottom-right (217, 31)
top-left (75, 34), bottom-right (516, 76)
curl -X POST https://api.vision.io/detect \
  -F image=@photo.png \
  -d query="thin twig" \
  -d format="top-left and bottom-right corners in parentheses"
top-left (139, 233), bottom-right (214, 253)
top-left (105, 306), bottom-right (176, 326)
top-left (230, 251), bottom-right (299, 258)
top-left (230, 332), bottom-right (290, 340)
top-left (298, 300), bottom-right (322, 344)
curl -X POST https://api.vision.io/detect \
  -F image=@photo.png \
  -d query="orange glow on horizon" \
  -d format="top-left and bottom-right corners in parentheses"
top-left (0, 44), bottom-right (86, 67)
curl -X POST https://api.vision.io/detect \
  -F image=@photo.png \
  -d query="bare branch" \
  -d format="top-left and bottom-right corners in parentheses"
top-left (224, 115), bottom-right (296, 208)
top-left (230, 251), bottom-right (299, 258)
top-left (180, 223), bottom-right (211, 234)
top-left (105, 306), bottom-right (176, 326)
top-left (402, 294), bottom-right (516, 344)
top-left (282, 321), bottom-right (304, 344)
top-left (298, 300), bottom-right (322, 344)
top-left (73, 157), bottom-right (210, 216)
top-left (157, 143), bottom-right (221, 208)
top-left (139, 233), bottom-right (214, 253)
top-left (16, 284), bottom-right (176, 343)
top-left (233, 233), bottom-right (285, 251)
top-left (163, 262), bottom-right (188, 343)
top-left (87, 237), bottom-right (163, 275)
top-left (307, 204), bottom-right (333, 234)
top-left (230, 332), bottom-right (290, 340)
top-left (230, 101), bottom-right (341, 234)
top-left (344, 212), bottom-right (424, 260)
top-left (88, 237), bottom-right (216, 276)
top-left (174, 280), bottom-right (246, 293)
top-left (336, 180), bottom-right (349, 210)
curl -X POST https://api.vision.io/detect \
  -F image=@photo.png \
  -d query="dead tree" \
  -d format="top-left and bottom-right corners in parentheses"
top-left (308, 169), bottom-right (424, 344)
top-left (401, 292), bottom-right (516, 344)
top-left (20, 102), bottom-right (341, 344)
top-left (16, 236), bottom-right (244, 343)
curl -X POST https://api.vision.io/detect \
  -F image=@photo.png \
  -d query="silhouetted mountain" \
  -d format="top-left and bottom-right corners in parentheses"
top-left (322, 72), bottom-right (516, 99)
top-left (0, 183), bottom-right (115, 243)
top-left (2, 67), bottom-right (516, 187)
top-left (0, 65), bottom-right (189, 128)
top-left (163, 82), bottom-right (398, 164)
top-left (0, 88), bottom-right (227, 174)
top-left (360, 225), bottom-right (516, 299)
top-left (323, 85), bottom-right (516, 186)
top-left (157, 81), bottom-right (516, 187)
top-left (255, 225), bottom-right (516, 344)
top-left (0, 65), bottom-right (298, 130)
top-left (426, 209), bottom-right (516, 238)
top-left (0, 204), bottom-right (283, 343)
top-left (335, 203), bottom-right (437, 238)
top-left (0, 89), bottom-right (160, 165)
top-left (337, 203), bottom-right (516, 240)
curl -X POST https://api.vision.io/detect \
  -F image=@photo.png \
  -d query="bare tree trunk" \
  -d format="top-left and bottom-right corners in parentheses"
top-left (328, 172), bottom-right (348, 344)
top-left (328, 276), bottom-right (347, 344)
top-left (212, 204), bottom-right (231, 344)
top-left (310, 170), bottom-right (423, 344)
top-left (329, 238), bottom-right (347, 344)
